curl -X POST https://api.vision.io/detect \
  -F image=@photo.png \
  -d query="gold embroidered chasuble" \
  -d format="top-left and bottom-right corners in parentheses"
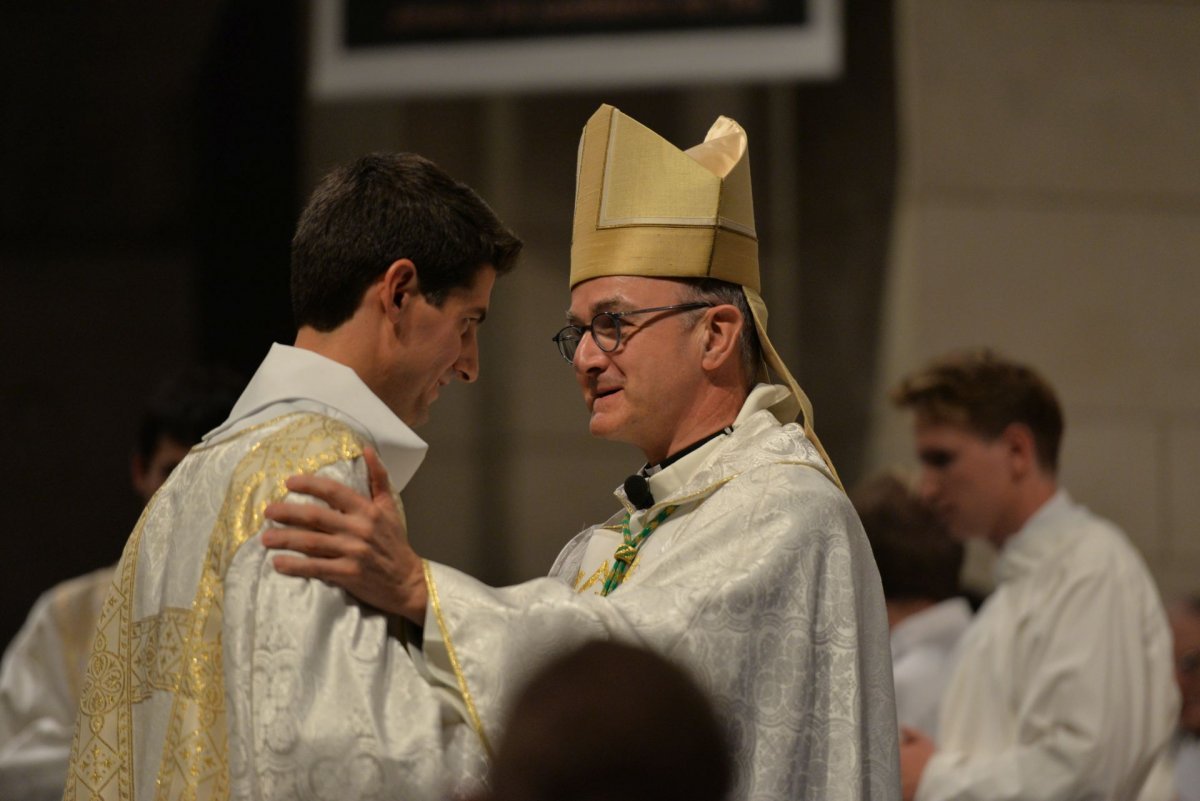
top-left (63, 403), bottom-right (477, 801)
top-left (65, 414), bottom-right (365, 801)
top-left (62, 344), bottom-right (493, 801)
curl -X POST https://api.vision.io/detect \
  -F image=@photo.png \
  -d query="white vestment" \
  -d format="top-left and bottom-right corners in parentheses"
top-left (891, 597), bottom-right (972, 738)
top-left (62, 344), bottom-right (481, 801)
top-left (1138, 733), bottom-right (1200, 801)
top-left (916, 491), bottom-right (1179, 801)
top-left (0, 567), bottom-right (113, 801)
top-left (416, 384), bottom-right (900, 801)
top-left (64, 364), bottom-right (898, 801)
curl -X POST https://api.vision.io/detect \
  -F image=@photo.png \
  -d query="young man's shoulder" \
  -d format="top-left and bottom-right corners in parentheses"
top-left (1050, 498), bottom-right (1148, 577)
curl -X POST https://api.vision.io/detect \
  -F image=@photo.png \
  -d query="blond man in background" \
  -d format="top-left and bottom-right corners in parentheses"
top-left (893, 350), bottom-right (1177, 801)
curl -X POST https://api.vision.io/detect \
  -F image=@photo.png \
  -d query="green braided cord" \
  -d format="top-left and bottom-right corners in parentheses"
top-left (600, 505), bottom-right (678, 596)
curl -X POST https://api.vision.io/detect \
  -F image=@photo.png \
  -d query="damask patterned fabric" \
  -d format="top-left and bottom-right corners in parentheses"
top-left (917, 491), bottom-right (1178, 801)
top-left (419, 384), bottom-right (902, 800)
top-left (62, 358), bottom-right (899, 801)
top-left (62, 345), bottom-right (464, 801)
top-left (0, 566), bottom-right (114, 801)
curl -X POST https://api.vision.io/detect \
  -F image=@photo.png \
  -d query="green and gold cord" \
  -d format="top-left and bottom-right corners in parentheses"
top-left (600, 505), bottom-right (678, 596)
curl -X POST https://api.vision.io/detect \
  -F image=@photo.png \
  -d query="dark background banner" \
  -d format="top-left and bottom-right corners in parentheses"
top-left (345, 0), bottom-right (811, 46)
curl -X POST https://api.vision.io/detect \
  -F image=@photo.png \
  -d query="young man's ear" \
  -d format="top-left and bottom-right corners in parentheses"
top-left (380, 259), bottom-right (419, 322)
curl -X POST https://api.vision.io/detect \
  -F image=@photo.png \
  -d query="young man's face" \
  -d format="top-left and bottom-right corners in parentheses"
top-left (566, 275), bottom-right (706, 463)
top-left (912, 417), bottom-right (1019, 546)
top-left (388, 265), bottom-right (497, 427)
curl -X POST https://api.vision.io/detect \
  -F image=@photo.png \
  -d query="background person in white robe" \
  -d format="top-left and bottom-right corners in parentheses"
top-left (891, 349), bottom-right (1178, 801)
top-left (1138, 595), bottom-right (1200, 801)
top-left (851, 472), bottom-right (972, 740)
top-left (0, 365), bottom-right (241, 801)
top-left (61, 152), bottom-right (523, 801)
top-left (264, 104), bottom-right (900, 800)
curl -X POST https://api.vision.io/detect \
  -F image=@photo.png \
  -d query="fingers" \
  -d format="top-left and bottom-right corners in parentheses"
top-left (264, 500), bottom-right (351, 534)
top-left (363, 447), bottom-right (393, 502)
top-left (260, 527), bottom-right (356, 559)
top-left (272, 552), bottom-right (356, 581)
top-left (282, 472), bottom-right (370, 514)
top-left (274, 449), bottom-right (390, 512)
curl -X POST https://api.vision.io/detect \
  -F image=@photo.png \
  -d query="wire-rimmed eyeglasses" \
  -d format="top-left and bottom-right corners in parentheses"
top-left (551, 302), bottom-right (713, 364)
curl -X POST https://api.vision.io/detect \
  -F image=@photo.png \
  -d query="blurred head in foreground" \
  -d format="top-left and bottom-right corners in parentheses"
top-left (477, 640), bottom-right (732, 801)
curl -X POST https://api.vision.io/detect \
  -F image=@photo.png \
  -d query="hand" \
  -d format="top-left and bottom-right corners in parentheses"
top-left (261, 447), bottom-right (428, 624)
top-left (899, 726), bottom-right (936, 801)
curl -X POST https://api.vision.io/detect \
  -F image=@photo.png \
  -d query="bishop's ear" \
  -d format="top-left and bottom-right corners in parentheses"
top-left (699, 304), bottom-right (744, 371)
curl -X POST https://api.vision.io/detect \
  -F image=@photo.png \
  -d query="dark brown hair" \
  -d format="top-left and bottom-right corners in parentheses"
top-left (891, 349), bottom-right (1064, 472)
top-left (487, 640), bottom-right (732, 801)
top-left (851, 473), bottom-right (963, 602)
top-left (290, 152), bottom-right (522, 331)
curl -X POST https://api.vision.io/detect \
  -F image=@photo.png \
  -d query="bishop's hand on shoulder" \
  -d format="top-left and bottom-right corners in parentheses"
top-left (262, 446), bottom-right (428, 623)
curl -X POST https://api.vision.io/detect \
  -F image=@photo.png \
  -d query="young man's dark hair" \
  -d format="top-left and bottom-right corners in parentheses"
top-left (136, 364), bottom-right (246, 463)
top-left (890, 348), bottom-right (1064, 472)
top-left (851, 472), bottom-right (963, 603)
top-left (290, 152), bottom-right (523, 331)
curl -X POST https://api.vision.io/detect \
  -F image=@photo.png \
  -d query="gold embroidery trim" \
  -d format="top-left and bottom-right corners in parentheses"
top-left (422, 560), bottom-right (494, 759)
top-left (155, 415), bottom-right (364, 801)
top-left (186, 411), bottom-right (318, 454)
top-left (66, 492), bottom-right (149, 801)
top-left (65, 413), bottom-right (366, 801)
top-left (130, 608), bottom-right (195, 701)
top-left (574, 563), bottom-right (608, 594)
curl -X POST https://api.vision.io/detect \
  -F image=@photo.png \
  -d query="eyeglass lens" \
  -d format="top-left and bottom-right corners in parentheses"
top-left (555, 313), bottom-right (619, 363)
top-left (591, 314), bottom-right (619, 350)
top-left (553, 303), bottom-right (712, 364)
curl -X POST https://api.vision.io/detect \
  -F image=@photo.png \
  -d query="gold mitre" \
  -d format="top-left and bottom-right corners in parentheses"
top-left (570, 104), bottom-right (759, 291)
top-left (570, 104), bottom-right (841, 488)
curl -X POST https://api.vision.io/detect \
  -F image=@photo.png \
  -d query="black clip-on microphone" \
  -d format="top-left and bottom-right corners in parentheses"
top-left (623, 474), bottom-right (655, 510)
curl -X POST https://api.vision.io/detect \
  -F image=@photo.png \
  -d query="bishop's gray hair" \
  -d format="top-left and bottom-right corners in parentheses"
top-left (675, 277), bottom-right (762, 392)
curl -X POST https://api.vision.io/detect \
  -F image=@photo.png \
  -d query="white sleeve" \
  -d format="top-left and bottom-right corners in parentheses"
top-left (418, 463), bottom-right (900, 801)
top-left (0, 590), bottom-right (77, 801)
top-left (221, 456), bottom-right (483, 801)
top-left (917, 561), bottom-right (1177, 801)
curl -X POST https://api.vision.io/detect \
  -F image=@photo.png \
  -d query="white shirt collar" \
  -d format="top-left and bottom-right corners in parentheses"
top-left (736, 383), bottom-right (793, 425)
top-left (644, 434), bottom-right (727, 504)
top-left (639, 383), bottom-right (788, 505)
top-left (995, 488), bottom-right (1073, 584)
top-left (206, 343), bottom-right (428, 491)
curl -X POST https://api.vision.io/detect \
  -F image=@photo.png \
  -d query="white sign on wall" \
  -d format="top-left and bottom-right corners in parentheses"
top-left (310, 0), bottom-right (843, 99)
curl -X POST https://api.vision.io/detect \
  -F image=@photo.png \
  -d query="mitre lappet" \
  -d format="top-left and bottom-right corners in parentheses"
top-left (570, 103), bottom-right (841, 488)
